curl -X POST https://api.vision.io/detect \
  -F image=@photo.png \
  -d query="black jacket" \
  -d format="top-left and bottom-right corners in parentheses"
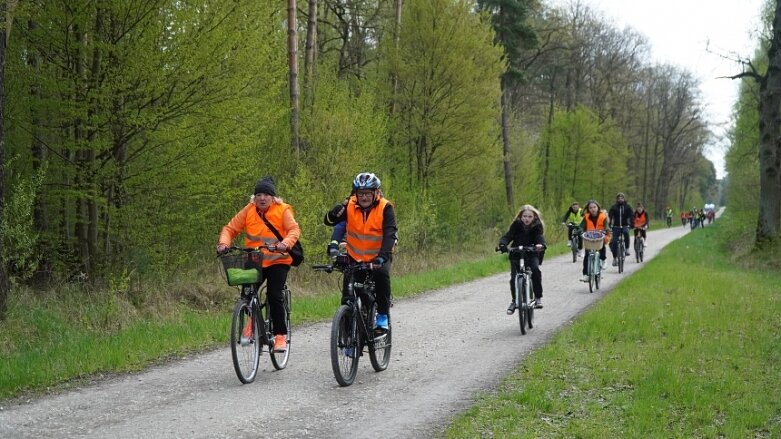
top-left (608, 202), bottom-right (634, 228)
top-left (499, 220), bottom-right (546, 255)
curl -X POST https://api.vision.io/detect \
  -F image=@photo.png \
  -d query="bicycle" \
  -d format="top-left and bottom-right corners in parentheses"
top-left (565, 222), bottom-right (582, 263)
top-left (633, 227), bottom-right (646, 263)
top-left (497, 245), bottom-right (543, 335)
top-left (219, 246), bottom-right (291, 384)
top-left (313, 256), bottom-right (392, 387)
top-left (581, 231), bottom-right (605, 293)
top-left (612, 226), bottom-right (628, 273)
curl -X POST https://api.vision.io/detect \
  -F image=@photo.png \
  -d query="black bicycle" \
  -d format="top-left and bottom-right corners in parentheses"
top-left (633, 227), bottom-right (646, 263)
top-left (565, 222), bottom-right (582, 263)
top-left (313, 257), bottom-right (391, 387)
top-left (219, 246), bottom-right (291, 384)
top-left (497, 245), bottom-right (542, 335)
top-left (613, 226), bottom-right (628, 273)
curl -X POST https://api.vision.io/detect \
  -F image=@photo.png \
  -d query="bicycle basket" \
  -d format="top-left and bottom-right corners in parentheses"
top-left (219, 252), bottom-right (262, 286)
top-left (582, 231), bottom-right (605, 251)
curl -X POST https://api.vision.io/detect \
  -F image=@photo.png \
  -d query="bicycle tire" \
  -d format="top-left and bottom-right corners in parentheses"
top-left (269, 288), bottom-right (291, 370)
top-left (230, 299), bottom-right (260, 384)
top-left (369, 304), bottom-right (392, 372)
top-left (587, 253), bottom-right (595, 293)
top-left (518, 277), bottom-right (527, 335)
top-left (330, 304), bottom-right (359, 386)
top-left (639, 244), bottom-right (644, 262)
top-left (526, 276), bottom-right (534, 330)
top-left (634, 239), bottom-right (642, 263)
top-left (618, 240), bottom-right (625, 273)
top-left (571, 237), bottom-right (578, 263)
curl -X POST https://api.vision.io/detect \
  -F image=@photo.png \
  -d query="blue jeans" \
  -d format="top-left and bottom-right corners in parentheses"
top-left (610, 226), bottom-right (630, 258)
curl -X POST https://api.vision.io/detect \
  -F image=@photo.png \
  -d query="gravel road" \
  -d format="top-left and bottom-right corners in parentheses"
top-left (0, 224), bottom-right (691, 439)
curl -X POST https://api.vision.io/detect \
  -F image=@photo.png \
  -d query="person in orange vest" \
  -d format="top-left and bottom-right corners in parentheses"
top-left (324, 172), bottom-right (398, 331)
top-left (633, 202), bottom-right (649, 247)
top-left (578, 199), bottom-right (610, 282)
top-left (217, 176), bottom-right (301, 353)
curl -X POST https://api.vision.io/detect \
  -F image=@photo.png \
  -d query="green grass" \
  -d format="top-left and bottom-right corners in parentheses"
top-left (445, 222), bottom-right (781, 438)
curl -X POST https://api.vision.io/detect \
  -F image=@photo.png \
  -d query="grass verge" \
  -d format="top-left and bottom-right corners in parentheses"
top-left (445, 221), bottom-right (781, 438)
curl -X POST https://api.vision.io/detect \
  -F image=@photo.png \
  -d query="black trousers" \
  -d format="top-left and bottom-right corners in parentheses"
top-left (262, 264), bottom-right (290, 335)
top-left (509, 256), bottom-right (542, 300)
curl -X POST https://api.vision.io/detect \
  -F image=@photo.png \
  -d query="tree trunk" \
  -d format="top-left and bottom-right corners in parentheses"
top-left (756, 0), bottom-right (781, 246)
top-left (303, 0), bottom-right (317, 108)
top-left (0, 1), bottom-right (9, 319)
top-left (389, 0), bottom-right (402, 115)
top-left (500, 80), bottom-right (514, 208)
top-left (288, 0), bottom-right (300, 156)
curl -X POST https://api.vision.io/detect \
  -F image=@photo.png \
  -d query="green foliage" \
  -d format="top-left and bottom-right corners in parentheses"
top-left (384, 0), bottom-right (505, 246)
top-left (1, 159), bottom-right (44, 281)
top-left (539, 106), bottom-right (629, 209)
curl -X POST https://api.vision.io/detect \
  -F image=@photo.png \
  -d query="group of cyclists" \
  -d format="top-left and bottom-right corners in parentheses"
top-left (214, 172), bottom-right (671, 356)
top-left (496, 192), bottom-right (651, 312)
top-left (216, 172), bottom-right (397, 354)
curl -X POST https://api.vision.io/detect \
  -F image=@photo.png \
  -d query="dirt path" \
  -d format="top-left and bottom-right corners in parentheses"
top-left (0, 224), bottom-right (691, 439)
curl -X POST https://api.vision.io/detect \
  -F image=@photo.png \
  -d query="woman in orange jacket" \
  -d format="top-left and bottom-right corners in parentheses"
top-left (217, 176), bottom-right (301, 353)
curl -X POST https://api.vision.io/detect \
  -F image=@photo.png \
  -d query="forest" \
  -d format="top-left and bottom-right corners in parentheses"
top-left (0, 0), bottom-right (731, 313)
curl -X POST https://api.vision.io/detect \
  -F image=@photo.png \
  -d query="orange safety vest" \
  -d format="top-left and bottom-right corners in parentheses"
top-left (584, 212), bottom-right (610, 244)
top-left (345, 196), bottom-right (390, 262)
top-left (634, 211), bottom-right (648, 228)
top-left (242, 203), bottom-right (294, 267)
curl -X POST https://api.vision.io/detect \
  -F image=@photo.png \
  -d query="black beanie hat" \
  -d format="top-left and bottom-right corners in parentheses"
top-left (254, 176), bottom-right (276, 196)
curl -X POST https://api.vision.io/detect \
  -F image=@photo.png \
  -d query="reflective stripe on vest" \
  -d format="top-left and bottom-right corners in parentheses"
top-left (345, 197), bottom-right (389, 262)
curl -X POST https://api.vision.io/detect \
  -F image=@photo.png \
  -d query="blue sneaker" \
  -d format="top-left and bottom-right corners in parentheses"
top-left (375, 313), bottom-right (389, 330)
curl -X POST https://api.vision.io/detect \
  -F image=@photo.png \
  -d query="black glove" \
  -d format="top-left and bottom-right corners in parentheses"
top-left (327, 240), bottom-right (339, 257)
top-left (498, 243), bottom-right (508, 253)
top-left (372, 256), bottom-right (386, 267)
top-left (328, 204), bottom-right (345, 219)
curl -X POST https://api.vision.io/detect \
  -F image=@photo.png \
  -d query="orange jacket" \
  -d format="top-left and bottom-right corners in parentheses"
top-left (633, 211), bottom-right (648, 228)
top-left (219, 202), bottom-right (300, 267)
top-left (345, 196), bottom-right (390, 262)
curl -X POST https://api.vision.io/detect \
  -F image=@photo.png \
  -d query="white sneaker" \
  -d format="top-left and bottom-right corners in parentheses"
top-left (601, 260), bottom-right (606, 269)
top-left (581, 275), bottom-right (589, 282)
top-left (566, 242), bottom-right (571, 247)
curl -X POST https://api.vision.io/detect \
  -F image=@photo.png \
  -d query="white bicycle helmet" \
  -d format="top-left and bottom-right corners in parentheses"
top-left (352, 172), bottom-right (381, 190)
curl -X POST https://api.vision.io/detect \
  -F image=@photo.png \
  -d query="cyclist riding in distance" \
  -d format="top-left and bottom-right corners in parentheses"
top-left (608, 192), bottom-right (634, 267)
top-left (217, 176), bottom-right (301, 353)
top-left (633, 202), bottom-right (649, 247)
top-left (665, 206), bottom-right (674, 227)
top-left (561, 201), bottom-right (584, 253)
top-left (498, 204), bottom-right (547, 313)
top-left (578, 199), bottom-right (610, 282)
top-left (324, 172), bottom-right (398, 332)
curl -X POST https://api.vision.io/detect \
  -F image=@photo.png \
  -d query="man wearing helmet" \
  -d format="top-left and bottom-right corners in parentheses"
top-left (324, 172), bottom-right (398, 331)
top-left (608, 192), bottom-right (633, 266)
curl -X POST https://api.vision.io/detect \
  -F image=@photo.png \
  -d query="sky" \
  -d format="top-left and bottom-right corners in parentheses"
top-left (550, 0), bottom-right (767, 179)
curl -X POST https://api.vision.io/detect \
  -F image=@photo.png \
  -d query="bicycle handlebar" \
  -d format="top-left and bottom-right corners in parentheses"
top-left (312, 260), bottom-right (377, 273)
top-left (495, 244), bottom-right (546, 254)
top-left (218, 244), bottom-right (283, 256)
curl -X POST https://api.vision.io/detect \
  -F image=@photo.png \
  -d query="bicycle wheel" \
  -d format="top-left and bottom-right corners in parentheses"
top-left (525, 277), bottom-right (534, 330)
top-left (330, 304), bottom-right (359, 387)
top-left (634, 239), bottom-right (642, 263)
top-left (230, 300), bottom-right (260, 384)
top-left (587, 252), bottom-right (599, 293)
top-left (571, 237), bottom-right (578, 263)
top-left (517, 277), bottom-right (527, 335)
top-left (369, 304), bottom-right (392, 372)
top-left (618, 241), bottom-right (625, 273)
top-left (269, 288), bottom-right (291, 370)
top-left (639, 242), bottom-right (644, 262)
